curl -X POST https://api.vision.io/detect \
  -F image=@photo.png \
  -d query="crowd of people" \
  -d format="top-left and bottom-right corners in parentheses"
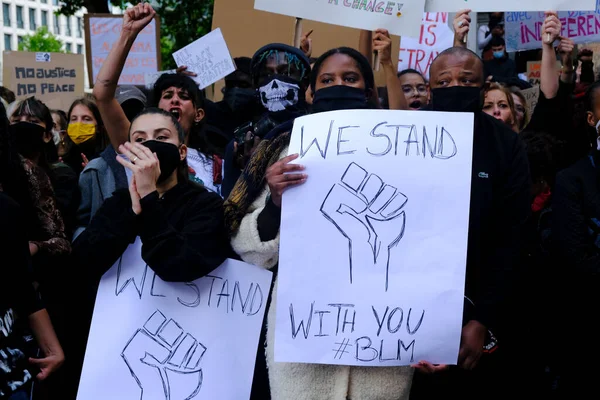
top-left (2, 3), bottom-right (600, 399)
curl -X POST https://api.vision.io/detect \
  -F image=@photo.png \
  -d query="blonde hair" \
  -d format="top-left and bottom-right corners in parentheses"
top-left (509, 86), bottom-right (531, 130)
top-left (484, 82), bottom-right (517, 130)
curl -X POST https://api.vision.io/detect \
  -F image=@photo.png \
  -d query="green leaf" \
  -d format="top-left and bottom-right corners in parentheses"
top-left (18, 26), bottom-right (65, 53)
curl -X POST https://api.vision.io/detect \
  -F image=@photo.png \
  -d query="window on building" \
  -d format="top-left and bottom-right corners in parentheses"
top-left (65, 16), bottom-right (71, 36)
top-left (77, 44), bottom-right (82, 54)
top-left (4, 34), bottom-right (11, 51)
top-left (65, 42), bottom-right (71, 53)
top-left (52, 0), bottom-right (58, 5)
top-left (41, 10), bottom-right (47, 27)
top-left (76, 16), bottom-right (82, 38)
top-left (53, 14), bottom-right (59, 34)
top-left (17, 36), bottom-right (23, 47)
top-left (3, 3), bottom-right (11, 27)
top-left (29, 9), bottom-right (36, 31)
top-left (41, 0), bottom-right (47, 3)
top-left (16, 6), bottom-right (23, 29)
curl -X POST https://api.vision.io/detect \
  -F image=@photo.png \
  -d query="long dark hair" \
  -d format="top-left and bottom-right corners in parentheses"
top-left (67, 97), bottom-right (109, 159)
top-left (10, 96), bottom-right (56, 175)
top-left (129, 107), bottom-right (189, 183)
top-left (0, 100), bottom-right (37, 232)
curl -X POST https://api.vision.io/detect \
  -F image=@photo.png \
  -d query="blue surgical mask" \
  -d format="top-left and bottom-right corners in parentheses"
top-left (493, 51), bottom-right (504, 59)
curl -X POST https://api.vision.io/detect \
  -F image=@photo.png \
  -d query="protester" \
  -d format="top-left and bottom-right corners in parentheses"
top-left (483, 82), bottom-right (518, 132)
top-left (509, 87), bottom-right (530, 131)
top-left (398, 69), bottom-right (429, 110)
top-left (409, 45), bottom-right (530, 399)
top-left (225, 46), bottom-right (414, 400)
top-left (92, 3), bottom-right (222, 196)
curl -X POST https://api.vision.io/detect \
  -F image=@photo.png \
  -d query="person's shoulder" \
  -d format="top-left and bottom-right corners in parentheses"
top-left (557, 154), bottom-right (594, 183)
top-left (82, 156), bottom-right (109, 173)
top-left (184, 182), bottom-right (224, 206)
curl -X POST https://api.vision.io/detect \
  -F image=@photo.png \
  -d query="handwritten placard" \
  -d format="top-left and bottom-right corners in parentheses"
top-left (77, 241), bottom-right (273, 400)
top-left (521, 86), bottom-right (540, 114)
top-left (398, 12), bottom-right (453, 78)
top-left (425, 0), bottom-right (596, 12)
top-left (2, 51), bottom-right (84, 111)
top-left (84, 14), bottom-right (161, 87)
top-left (172, 28), bottom-right (236, 89)
top-left (275, 109), bottom-right (472, 366)
top-left (506, 1), bottom-right (600, 52)
top-left (254, 0), bottom-right (427, 38)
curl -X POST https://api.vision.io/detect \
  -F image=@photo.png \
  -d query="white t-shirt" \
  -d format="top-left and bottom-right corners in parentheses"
top-left (186, 148), bottom-right (221, 196)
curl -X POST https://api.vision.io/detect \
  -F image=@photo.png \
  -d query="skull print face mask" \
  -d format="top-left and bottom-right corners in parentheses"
top-left (258, 75), bottom-right (300, 112)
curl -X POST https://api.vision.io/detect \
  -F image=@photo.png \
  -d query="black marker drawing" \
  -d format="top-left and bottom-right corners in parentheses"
top-left (122, 310), bottom-right (207, 400)
top-left (116, 256), bottom-right (148, 299)
top-left (321, 162), bottom-right (407, 291)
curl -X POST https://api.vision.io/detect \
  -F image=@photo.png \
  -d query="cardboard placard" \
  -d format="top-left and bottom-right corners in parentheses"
top-left (211, 0), bottom-right (400, 101)
top-left (84, 13), bottom-right (162, 88)
top-left (2, 51), bottom-right (85, 111)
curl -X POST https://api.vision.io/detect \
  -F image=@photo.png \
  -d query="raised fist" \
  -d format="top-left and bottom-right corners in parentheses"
top-left (321, 162), bottom-right (407, 291)
top-left (122, 310), bottom-right (207, 400)
top-left (123, 3), bottom-right (156, 36)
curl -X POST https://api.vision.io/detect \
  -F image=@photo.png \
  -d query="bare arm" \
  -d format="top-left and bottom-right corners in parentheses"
top-left (359, 30), bottom-right (373, 68)
top-left (374, 29), bottom-right (407, 110)
top-left (540, 11), bottom-right (560, 99)
top-left (28, 309), bottom-right (65, 380)
top-left (92, 3), bottom-right (156, 150)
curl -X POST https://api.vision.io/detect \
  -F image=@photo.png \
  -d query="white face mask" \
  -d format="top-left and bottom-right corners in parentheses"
top-left (259, 78), bottom-right (300, 112)
top-left (52, 129), bottom-right (62, 146)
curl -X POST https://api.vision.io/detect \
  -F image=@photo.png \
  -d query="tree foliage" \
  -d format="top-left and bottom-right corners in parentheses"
top-left (18, 27), bottom-right (65, 53)
top-left (56, 0), bottom-right (215, 70)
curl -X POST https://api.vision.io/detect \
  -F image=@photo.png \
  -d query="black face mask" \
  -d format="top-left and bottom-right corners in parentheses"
top-left (431, 86), bottom-right (483, 113)
top-left (223, 87), bottom-right (257, 111)
top-left (141, 140), bottom-right (181, 184)
top-left (10, 121), bottom-right (47, 159)
top-left (311, 85), bottom-right (370, 113)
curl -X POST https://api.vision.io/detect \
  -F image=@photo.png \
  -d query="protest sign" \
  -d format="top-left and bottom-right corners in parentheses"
top-left (398, 12), bottom-right (453, 78)
top-left (84, 14), bottom-right (161, 87)
top-left (425, 0), bottom-right (596, 12)
top-left (254, 0), bottom-right (427, 38)
top-left (2, 51), bottom-right (84, 111)
top-left (527, 61), bottom-right (541, 85)
top-left (173, 28), bottom-right (236, 89)
top-left (521, 86), bottom-right (540, 114)
top-left (275, 109), bottom-right (473, 366)
top-left (506, 0), bottom-right (600, 52)
top-left (77, 239), bottom-right (272, 400)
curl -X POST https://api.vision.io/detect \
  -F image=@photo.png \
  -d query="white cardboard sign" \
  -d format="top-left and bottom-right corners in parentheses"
top-left (77, 239), bottom-right (273, 400)
top-left (173, 28), bottom-right (236, 89)
top-left (275, 110), bottom-right (473, 366)
top-left (254, 0), bottom-right (427, 38)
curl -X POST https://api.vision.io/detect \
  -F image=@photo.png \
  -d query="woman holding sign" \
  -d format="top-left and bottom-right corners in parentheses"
top-left (225, 48), bottom-right (414, 400)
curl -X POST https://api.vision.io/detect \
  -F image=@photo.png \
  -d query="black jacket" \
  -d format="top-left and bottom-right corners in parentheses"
top-left (72, 181), bottom-right (230, 283)
top-left (552, 150), bottom-right (600, 278)
top-left (462, 112), bottom-right (530, 332)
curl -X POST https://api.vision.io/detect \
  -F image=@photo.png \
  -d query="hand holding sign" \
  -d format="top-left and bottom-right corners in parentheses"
top-left (542, 11), bottom-right (560, 46)
top-left (373, 29), bottom-right (392, 66)
top-left (300, 30), bottom-right (313, 58)
top-left (266, 154), bottom-right (307, 208)
top-left (452, 9), bottom-right (471, 46)
top-left (122, 3), bottom-right (156, 37)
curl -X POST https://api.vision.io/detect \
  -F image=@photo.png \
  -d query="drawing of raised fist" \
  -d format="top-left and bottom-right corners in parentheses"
top-left (122, 310), bottom-right (207, 400)
top-left (321, 162), bottom-right (407, 291)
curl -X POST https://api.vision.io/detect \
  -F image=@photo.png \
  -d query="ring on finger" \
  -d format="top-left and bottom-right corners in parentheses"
top-left (458, 20), bottom-right (464, 27)
top-left (132, 156), bottom-right (139, 163)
